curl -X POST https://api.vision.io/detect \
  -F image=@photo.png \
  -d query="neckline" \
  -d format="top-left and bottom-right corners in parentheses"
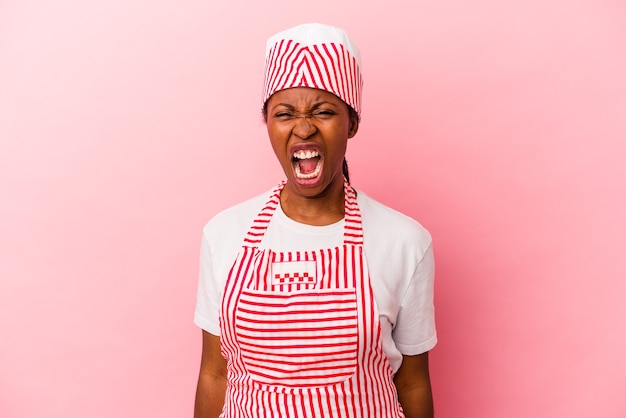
top-left (242, 179), bottom-right (364, 248)
top-left (274, 201), bottom-right (345, 233)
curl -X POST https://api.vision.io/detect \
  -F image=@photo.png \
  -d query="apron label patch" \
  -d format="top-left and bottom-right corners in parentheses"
top-left (271, 260), bottom-right (317, 286)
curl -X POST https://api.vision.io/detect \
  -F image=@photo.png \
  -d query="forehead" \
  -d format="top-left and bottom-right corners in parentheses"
top-left (268, 87), bottom-right (344, 108)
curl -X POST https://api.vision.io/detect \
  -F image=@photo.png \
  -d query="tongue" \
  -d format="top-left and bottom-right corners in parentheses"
top-left (299, 158), bottom-right (318, 174)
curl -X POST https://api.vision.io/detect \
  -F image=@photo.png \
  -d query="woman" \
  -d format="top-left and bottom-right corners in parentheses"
top-left (194, 23), bottom-right (436, 418)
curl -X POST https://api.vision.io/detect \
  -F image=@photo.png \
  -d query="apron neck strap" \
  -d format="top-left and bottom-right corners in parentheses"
top-left (343, 180), bottom-right (364, 246)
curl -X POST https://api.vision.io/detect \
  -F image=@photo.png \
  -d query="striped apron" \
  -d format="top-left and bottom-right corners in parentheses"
top-left (219, 181), bottom-right (404, 417)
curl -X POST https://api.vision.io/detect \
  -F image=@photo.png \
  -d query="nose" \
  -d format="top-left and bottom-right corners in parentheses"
top-left (292, 116), bottom-right (316, 139)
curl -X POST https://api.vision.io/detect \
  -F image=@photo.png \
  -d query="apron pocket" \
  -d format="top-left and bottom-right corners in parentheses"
top-left (235, 288), bottom-right (358, 388)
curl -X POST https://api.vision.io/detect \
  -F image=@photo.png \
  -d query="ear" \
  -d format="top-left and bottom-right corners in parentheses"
top-left (348, 111), bottom-right (359, 138)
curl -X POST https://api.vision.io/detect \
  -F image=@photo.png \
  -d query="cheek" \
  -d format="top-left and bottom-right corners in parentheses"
top-left (266, 125), bottom-right (282, 146)
top-left (267, 129), bottom-right (290, 164)
top-left (267, 122), bottom-right (289, 139)
top-left (328, 139), bottom-right (348, 164)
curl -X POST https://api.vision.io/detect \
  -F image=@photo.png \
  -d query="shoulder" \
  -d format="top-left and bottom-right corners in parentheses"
top-left (356, 189), bottom-right (432, 259)
top-left (203, 189), bottom-right (273, 246)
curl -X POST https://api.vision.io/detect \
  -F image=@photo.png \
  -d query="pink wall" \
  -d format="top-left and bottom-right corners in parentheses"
top-left (1, 0), bottom-right (625, 416)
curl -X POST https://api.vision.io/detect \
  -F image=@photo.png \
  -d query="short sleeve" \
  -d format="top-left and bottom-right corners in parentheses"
top-left (392, 243), bottom-right (437, 355)
top-left (193, 232), bottom-right (222, 336)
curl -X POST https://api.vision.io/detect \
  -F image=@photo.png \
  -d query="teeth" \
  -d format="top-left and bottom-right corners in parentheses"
top-left (295, 159), bottom-right (322, 179)
top-left (293, 150), bottom-right (319, 160)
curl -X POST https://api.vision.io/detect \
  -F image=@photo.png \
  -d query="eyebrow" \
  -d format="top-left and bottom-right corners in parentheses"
top-left (271, 101), bottom-right (338, 111)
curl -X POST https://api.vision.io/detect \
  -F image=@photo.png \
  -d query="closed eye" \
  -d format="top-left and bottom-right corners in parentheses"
top-left (274, 112), bottom-right (295, 119)
top-left (313, 110), bottom-right (336, 117)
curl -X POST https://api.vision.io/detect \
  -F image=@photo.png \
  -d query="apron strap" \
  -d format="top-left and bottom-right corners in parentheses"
top-left (242, 179), bottom-right (364, 248)
top-left (343, 181), bottom-right (364, 246)
top-left (242, 181), bottom-right (284, 247)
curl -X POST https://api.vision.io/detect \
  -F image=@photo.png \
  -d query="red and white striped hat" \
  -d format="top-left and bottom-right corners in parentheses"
top-left (263, 23), bottom-right (363, 116)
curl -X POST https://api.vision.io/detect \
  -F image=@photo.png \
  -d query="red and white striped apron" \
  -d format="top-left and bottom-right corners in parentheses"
top-left (219, 181), bottom-right (404, 417)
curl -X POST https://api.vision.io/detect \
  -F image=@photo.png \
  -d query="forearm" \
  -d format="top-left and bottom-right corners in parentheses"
top-left (194, 371), bottom-right (226, 418)
top-left (396, 383), bottom-right (434, 418)
top-left (394, 352), bottom-right (434, 418)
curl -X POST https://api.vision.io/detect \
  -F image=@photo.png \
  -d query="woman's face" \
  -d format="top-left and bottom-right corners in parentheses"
top-left (265, 87), bottom-right (359, 199)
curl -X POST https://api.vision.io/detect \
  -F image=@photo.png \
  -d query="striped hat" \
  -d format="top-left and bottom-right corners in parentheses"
top-left (262, 23), bottom-right (363, 116)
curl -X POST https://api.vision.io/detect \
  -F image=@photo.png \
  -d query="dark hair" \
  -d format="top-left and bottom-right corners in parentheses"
top-left (262, 102), bottom-right (358, 183)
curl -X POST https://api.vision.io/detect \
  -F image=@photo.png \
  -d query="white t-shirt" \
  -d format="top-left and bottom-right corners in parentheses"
top-left (194, 187), bottom-right (437, 372)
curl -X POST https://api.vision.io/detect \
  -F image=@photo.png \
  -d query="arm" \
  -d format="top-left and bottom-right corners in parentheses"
top-left (194, 330), bottom-right (227, 418)
top-left (394, 351), bottom-right (434, 418)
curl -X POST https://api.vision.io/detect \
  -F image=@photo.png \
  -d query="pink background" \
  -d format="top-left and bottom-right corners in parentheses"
top-left (1, 0), bottom-right (625, 416)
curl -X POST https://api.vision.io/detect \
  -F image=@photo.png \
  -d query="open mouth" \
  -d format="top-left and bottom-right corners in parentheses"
top-left (292, 149), bottom-right (321, 179)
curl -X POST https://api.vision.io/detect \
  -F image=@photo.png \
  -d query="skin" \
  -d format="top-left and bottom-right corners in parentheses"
top-left (194, 331), bottom-right (226, 418)
top-left (264, 87), bottom-right (359, 225)
top-left (194, 87), bottom-right (434, 417)
top-left (394, 352), bottom-right (435, 418)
